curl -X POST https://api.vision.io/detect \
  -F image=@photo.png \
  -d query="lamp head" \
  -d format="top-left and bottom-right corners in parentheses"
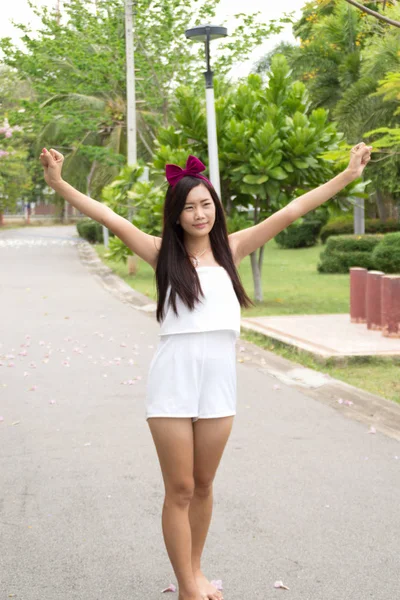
top-left (185, 24), bottom-right (228, 43)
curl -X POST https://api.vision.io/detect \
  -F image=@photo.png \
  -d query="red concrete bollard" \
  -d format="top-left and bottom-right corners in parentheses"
top-left (382, 275), bottom-right (400, 338)
top-left (350, 267), bottom-right (368, 323)
top-left (366, 271), bottom-right (385, 330)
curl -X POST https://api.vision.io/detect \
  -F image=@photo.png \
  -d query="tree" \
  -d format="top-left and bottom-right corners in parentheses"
top-left (0, 67), bottom-right (33, 222)
top-left (256, 0), bottom-right (400, 221)
top-left (0, 0), bottom-right (283, 201)
top-left (151, 56), bottom-right (347, 301)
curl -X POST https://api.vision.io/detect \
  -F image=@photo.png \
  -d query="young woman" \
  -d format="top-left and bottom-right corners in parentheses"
top-left (40, 143), bottom-right (372, 600)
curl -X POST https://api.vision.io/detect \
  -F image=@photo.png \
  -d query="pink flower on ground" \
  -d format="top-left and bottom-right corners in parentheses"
top-left (274, 580), bottom-right (290, 590)
top-left (161, 584), bottom-right (176, 593)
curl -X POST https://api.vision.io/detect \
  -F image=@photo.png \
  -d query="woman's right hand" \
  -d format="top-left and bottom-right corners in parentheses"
top-left (39, 147), bottom-right (64, 188)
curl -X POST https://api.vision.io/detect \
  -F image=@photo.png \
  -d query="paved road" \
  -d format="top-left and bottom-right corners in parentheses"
top-left (1, 226), bottom-right (399, 600)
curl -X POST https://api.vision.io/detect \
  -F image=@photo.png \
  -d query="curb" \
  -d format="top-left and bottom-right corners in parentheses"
top-left (77, 240), bottom-right (400, 441)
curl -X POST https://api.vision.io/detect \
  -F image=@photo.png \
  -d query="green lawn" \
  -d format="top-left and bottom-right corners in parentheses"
top-left (94, 240), bottom-right (400, 404)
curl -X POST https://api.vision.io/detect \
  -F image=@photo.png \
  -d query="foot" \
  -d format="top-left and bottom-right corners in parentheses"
top-left (193, 571), bottom-right (224, 600)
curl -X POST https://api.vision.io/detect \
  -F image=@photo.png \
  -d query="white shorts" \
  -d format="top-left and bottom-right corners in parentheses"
top-left (145, 330), bottom-right (237, 422)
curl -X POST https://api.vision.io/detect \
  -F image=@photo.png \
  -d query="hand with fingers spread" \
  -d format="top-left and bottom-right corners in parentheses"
top-left (346, 142), bottom-right (373, 180)
top-left (39, 147), bottom-right (64, 189)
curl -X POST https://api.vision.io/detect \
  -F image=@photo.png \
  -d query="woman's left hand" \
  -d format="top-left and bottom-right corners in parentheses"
top-left (346, 142), bottom-right (373, 180)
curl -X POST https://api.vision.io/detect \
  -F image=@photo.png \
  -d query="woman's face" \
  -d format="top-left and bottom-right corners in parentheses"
top-left (177, 183), bottom-right (216, 236)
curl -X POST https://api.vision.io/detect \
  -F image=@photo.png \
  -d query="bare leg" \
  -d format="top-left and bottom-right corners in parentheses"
top-left (147, 417), bottom-right (203, 600)
top-left (190, 417), bottom-right (234, 600)
top-left (189, 485), bottom-right (214, 574)
top-left (162, 492), bottom-right (200, 598)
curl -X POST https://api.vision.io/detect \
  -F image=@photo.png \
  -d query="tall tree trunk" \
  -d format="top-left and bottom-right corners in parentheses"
top-left (375, 189), bottom-right (387, 221)
top-left (87, 160), bottom-right (97, 198)
top-left (249, 197), bottom-right (265, 301)
top-left (250, 244), bottom-right (265, 302)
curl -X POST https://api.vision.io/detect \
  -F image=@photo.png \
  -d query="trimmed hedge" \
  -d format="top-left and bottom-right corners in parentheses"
top-left (371, 232), bottom-right (400, 273)
top-left (317, 234), bottom-right (383, 274)
top-left (320, 218), bottom-right (400, 244)
top-left (76, 218), bottom-right (115, 243)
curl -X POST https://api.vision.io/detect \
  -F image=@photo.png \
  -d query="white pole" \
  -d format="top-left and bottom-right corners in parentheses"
top-left (125, 0), bottom-right (137, 166)
top-left (205, 87), bottom-right (221, 199)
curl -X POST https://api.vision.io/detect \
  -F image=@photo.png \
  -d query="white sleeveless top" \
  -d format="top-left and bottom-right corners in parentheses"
top-left (159, 266), bottom-right (241, 338)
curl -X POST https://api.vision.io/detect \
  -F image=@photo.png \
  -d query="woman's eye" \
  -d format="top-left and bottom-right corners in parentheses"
top-left (185, 203), bottom-right (211, 209)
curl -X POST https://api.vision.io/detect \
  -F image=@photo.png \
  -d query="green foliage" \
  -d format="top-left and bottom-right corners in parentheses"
top-left (153, 55), bottom-right (344, 222)
top-left (317, 233), bottom-right (384, 273)
top-left (0, 0), bottom-right (284, 202)
top-left (76, 217), bottom-right (106, 243)
top-left (320, 217), bottom-right (400, 243)
top-left (275, 206), bottom-right (329, 248)
top-left (100, 164), bottom-right (164, 262)
top-left (225, 210), bottom-right (254, 234)
top-left (371, 232), bottom-right (400, 273)
top-left (105, 235), bottom-right (132, 263)
top-left (101, 164), bottom-right (145, 218)
top-left (127, 181), bottom-right (164, 236)
top-left (260, 1), bottom-right (400, 208)
top-left (275, 219), bottom-right (323, 249)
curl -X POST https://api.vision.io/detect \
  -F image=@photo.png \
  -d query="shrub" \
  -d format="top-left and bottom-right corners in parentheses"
top-left (76, 218), bottom-right (103, 243)
top-left (275, 219), bottom-right (323, 248)
top-left (320, 217), bottom-right (400, 243)
top-left (371, 232), bottom-right (400, 273)
top-left (105, 235), bottom-right (132, 263)
top-left (317, 234), bottom-right (383, 273)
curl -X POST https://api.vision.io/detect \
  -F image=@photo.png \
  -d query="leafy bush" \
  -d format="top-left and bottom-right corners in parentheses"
top-left (76, 218), bottom-right (103, 243)
top-left (371, 232), bottom-right (400, 273)
top-left (76, 217), bottom-right (115, 243)
top-left (275, 219), bottom-right (323, 248)
top-left (320, 217), bottom-right (400, 243)
top-left (317, 234), bottom-right (383, 273)
top-left (105, 235), bottom-right (133, 263)
top-left (100, 165), bottom-right (164, 263)
top-left (226, 210), bottom-right (254, 234)
top-left (274, 206), bottom-right (329, 249)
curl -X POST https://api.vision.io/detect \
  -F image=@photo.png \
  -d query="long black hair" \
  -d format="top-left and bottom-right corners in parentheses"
top-left (155, 175), bottom-right (255, 323)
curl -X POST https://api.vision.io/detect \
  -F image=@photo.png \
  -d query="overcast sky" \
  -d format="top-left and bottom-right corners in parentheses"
top-left (0, 0), bottom-right (305, 76)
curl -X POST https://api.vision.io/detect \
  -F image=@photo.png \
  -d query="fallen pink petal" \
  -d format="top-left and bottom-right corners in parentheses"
top-left (273, 384), bottom-right (281, 390)
top-left (49, 399), bottom-right (56, 405)
top-left (29, 385), bottom-right (38, 391)
top-left (161, 584), bottom-right (176, 593)
top-left (0, 416), bottom-right (4, 422)
top-left (274, 580), bottom-right (290, 590)
top-left (368, 426), bottom-right (376, 434)
top-left (344, 400), bottom-right (354, 406)
top-left (337, 398), bottom-right (344, 404)
top-left (211, 580), bottom-right (223, 590)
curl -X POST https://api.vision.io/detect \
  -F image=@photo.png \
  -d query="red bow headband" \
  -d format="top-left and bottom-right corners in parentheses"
top-left (165, 155), bottom-right (212, 187)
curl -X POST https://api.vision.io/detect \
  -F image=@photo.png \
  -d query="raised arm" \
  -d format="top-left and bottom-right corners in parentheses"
top-left (230, 142), bottom-right (373, 263)
top-left (39, 148), bottom-right (160, 269)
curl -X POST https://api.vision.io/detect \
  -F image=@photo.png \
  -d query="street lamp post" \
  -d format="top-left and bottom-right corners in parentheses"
top-left (185, 24), bottom-right (228, 199)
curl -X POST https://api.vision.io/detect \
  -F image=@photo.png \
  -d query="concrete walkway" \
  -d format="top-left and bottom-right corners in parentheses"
top-left (1, 225), bottom-right (400, 600)
top-left (242, 314), bottom-right (400, 359)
